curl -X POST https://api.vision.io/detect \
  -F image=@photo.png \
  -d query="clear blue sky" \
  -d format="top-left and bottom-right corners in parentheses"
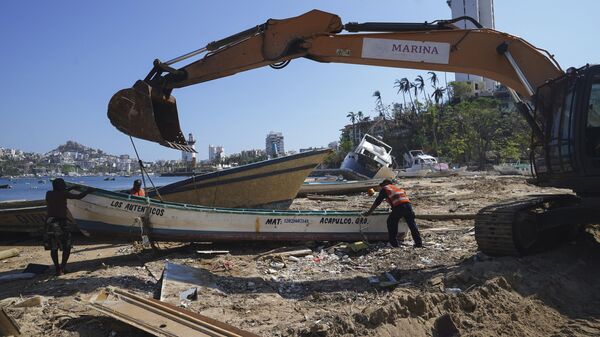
top-left (1, 1), bottom-right (597, 161)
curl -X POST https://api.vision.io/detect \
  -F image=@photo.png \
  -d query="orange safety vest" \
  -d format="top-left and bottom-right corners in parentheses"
top-left (130, 188), bottom-right (145, 197)
top-left (383, 185), bottom-right (410, 207)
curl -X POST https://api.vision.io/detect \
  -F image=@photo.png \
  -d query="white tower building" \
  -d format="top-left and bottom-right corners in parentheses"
top-left (447, 0), bottom-right (496, 94)
top-left (181, 133), bottom-right (196, 165)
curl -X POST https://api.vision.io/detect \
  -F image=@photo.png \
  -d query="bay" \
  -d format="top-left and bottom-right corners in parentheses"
top-left (0, 175), bottom-right (185, 202)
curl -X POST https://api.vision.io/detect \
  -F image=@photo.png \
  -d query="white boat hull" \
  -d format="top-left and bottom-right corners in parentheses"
top-left (68, 187), bottom-right (406, 242)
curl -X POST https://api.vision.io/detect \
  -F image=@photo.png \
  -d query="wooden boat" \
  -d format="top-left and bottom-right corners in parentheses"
top-left (0, 200), bottom-right (47, 233)
top-left (297, 179), bottom-right (382, 197)
top-left (67, 184), bottom-right (405, 242)
top-left (149, 149), bottom-right (332, 209)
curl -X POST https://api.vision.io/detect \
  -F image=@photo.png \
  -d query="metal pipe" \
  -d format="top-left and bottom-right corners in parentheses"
top-left (165, 46), bottom-right (208, 66)
top-left (503, 50), bottom-right (535, 97)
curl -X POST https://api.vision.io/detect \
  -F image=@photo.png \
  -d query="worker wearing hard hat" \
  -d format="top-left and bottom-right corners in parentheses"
top-left (129, 179), bottom-right (145, 197)
top-left (362, 179), bottom-right (423, 248)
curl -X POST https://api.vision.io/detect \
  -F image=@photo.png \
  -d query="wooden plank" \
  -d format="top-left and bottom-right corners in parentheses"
top-left (88, 287), bottom-right (259, 337)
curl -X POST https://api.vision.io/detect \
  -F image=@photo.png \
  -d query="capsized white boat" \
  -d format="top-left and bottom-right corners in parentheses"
top-left (340, 134), bottom-right (396, 179)
top-left (67, 184), bottom-right (405, 242)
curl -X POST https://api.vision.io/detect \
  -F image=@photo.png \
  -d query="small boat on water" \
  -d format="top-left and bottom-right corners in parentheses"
top-left (297, 179), bottom-right (382, 197)
top-left (340, 134), bottom-right (396, 179)
top-left (149, 149), bottom-right (332, 209)
top-left (67, 183), bottom-right (403, 242)
top-left (0, 184), bottom-right (12, 189)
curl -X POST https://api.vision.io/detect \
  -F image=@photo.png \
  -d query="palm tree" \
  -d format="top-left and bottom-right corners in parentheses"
top-left (430, 86), bottom-right (446, 153)
top-left (432, 87), bottom-right (446, 107)
top-left (373, 90), bottom-right (389, 120)
top-left (414, 75), bottom-right (430, 106)
top-left (393, 80), bottom-right (407, 109)
top-left (346, 111), bottom-right (357, 146)
top-left (428, 71), bottom-right (438, 88)
top-left (399, 78), bottom-right (415, 112)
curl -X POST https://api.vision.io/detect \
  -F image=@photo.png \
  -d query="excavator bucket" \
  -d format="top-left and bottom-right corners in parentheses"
top-left (107, 80), bottom-right (196, 152)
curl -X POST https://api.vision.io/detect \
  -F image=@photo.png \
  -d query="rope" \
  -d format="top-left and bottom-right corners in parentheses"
top-left (128, 136), bottom-right (163, 251)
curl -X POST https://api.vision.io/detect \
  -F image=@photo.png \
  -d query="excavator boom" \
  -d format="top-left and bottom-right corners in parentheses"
top-left (107, 9), bottom-right (563, 150)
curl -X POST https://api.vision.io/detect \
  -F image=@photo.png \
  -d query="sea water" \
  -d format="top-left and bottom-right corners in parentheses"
top-left (0, 175), bottom-right (184, 202)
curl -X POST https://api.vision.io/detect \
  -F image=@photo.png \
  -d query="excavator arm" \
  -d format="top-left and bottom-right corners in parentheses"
top-left (107, 9), bottom-right (563, 151)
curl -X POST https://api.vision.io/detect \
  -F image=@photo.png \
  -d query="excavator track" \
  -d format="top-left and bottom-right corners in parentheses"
top-left (475, 194), bottom-right (577, 256)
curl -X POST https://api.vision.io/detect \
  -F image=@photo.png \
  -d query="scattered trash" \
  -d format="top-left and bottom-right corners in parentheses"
top-left (179, 287), bottom-right (198, 301)
top-left (445, 287), bottom-right (462, 295)
top-left (196, 250), bottom-right (229, 255)
top-left (269, 261), bottom-right (286, 270)
top-left (157, 262), bottom-right (221, 303)
top-left (0, 307), bottom-right (20, 336)
top-left (256, 247), bottom-right (313, 260)
top-left (0, 248), bottom-right (19, 261)
top-left (13, 296), bottom-right (47, 308)
top-left (288, 256), bottom-right (300, 262)
top-left (420, 257), bottom-right (433, 264)
top-left (348, 241), bottom-right (369, 252)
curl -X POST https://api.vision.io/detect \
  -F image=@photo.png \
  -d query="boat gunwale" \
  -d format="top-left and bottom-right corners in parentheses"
top-left (68, 183), bottom-right (388, 217)
top-left (155, 149), bottom-right (332, 192)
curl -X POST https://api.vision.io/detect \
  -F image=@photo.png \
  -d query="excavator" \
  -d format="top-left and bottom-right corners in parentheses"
top-left (107, 10), bottom-right (600, 256)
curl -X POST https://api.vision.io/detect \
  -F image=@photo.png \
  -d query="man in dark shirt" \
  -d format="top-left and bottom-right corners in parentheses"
top-left (45, 178), bottom-right (93, 276)
top-left (362, 179), bottom-right (423, 248)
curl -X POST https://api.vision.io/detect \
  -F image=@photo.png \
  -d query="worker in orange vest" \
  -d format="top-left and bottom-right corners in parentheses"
top-left (129, 179), bottom-right (145, 197)
top-left (362, 179), bottom-right (423, 248)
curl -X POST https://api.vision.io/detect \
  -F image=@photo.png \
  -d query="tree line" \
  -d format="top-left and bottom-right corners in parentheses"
top-left (331, 72), bottom-right (530, 170)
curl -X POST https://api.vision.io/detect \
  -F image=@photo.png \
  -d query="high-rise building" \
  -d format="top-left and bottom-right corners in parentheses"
top-left (208, 145), bottom-right (225, 162)
top-left (265, 131), bottom-right (285, 157)
top-left (447, 0), bottom-right (496, 94)
top-left (181, 133), bottom-right (196, 165)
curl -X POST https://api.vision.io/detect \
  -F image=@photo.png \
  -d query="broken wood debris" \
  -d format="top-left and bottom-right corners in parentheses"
top-left (0, 248), bottom-right (19, 261)
top-left (88, 287), bottom-right (260, 337)
top-left (0, 307), bottom-right (20, 336)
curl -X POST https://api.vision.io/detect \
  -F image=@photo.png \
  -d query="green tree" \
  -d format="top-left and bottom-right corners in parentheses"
top-left (346, 111), bottom-right (357, 146)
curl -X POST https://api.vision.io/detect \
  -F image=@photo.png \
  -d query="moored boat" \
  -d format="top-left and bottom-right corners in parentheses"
top-left (67, 184), bottom-right (404, 242)
top-left (149, 149), bottom-right (332, 209)
top-left (0, 199), bottom-right (47, 233)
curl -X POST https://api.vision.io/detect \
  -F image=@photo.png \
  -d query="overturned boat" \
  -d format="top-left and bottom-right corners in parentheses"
top-left (149, 149), bottom-right (331, 209)
top-left (340, 134), bottom-right (396, 179)
top-left (67, 184), bottom-right (403, 242)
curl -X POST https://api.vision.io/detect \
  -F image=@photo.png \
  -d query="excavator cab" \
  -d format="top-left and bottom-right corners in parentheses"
top-left (532, 64), bottom-right (600, 195)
